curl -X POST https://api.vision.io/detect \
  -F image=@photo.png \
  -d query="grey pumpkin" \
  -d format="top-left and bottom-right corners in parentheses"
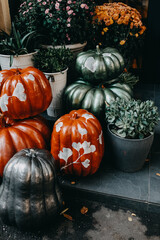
top-left (0, 148), bottom-right (63, 230)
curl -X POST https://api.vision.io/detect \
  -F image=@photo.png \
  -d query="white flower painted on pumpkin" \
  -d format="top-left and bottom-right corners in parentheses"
top-left (81, 141), bottom-right (96, 154)
top-left (82, 113), bottom-right (95, 122)
top-left (0, 94), bottom-right (9, 112)
top-left (78, 124), bottom-right (87, 137)
top-left (27, 74), bottom-right (35, 81)
top-left (12, 83), bottom-right (26, 101)
top-left (58, 148), bottom-right (72, 163)
top-left (98, 131), bottom-right (103, 145)
top-left (84, 57), bottom-right (96, 73)
top-left (72, 142), bottom-right (82, 152)
top-left (56, 122), bottom-right (63, 132)
top-left (82, 159), bottom-right (90, 168)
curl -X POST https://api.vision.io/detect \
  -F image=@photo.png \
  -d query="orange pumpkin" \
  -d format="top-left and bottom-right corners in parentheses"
top-left (0, 115), bottom-right (51, 176)
top-left (0, 67), bottom-right (52, 119)
top-left (51, 109), bottom-right (104, 176)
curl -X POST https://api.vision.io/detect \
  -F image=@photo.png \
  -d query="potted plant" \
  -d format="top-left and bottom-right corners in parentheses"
top-left (16, 0), bottom-right (96, 56)
top-left (33, 47), bottom-right (73, 118)
top-left (0, 22), bottom-right (37, 69)
top-left (92, 2), bottom-right (146, 66)
top-left (105, 98), bottom-right (159, 172)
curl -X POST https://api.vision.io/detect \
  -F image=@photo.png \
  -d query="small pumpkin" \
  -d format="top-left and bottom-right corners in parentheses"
top-left (76, 45), bottom-right (125, 84)
top-left (0, 67), bottom-right (52, 119)
top-left (0, 148), bottom-right (63, 230)
top-left (64, 77), bottom-right (133, 118)
top-left (0, 115), bottom-right (50, 176)
top-left (51, 109), bottom-right (104, 176)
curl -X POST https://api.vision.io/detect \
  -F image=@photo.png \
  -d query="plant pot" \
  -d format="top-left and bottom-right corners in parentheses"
top-left (44, 68), bottom-right (68, 118)
top-left (107, 124), bottom-right (154, 172)
top-left (42, 42), bottom-right (87, 58)
top-left (0, 52), bottom-right (36, 70)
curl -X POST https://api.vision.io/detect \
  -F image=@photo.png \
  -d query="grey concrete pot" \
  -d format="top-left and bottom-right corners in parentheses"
top-left (107, 124), bottom-right (154, 172)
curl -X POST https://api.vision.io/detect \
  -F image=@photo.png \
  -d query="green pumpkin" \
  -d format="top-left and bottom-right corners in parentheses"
top-left (0, 148), bottom-right (63, 230)
top-left (76, 45), bottom-right (125, 84)
top-left (64, 77), bottom-right (133, 118)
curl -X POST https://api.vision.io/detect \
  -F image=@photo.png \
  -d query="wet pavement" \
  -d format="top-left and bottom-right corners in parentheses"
top-left (0, 198), bottom-right (160, 240)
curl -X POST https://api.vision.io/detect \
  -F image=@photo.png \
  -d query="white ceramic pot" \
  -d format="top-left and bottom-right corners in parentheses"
top-left (44, 68), bottom-right (68, 118)
top-left (42, 42), bottom-right (87, 58)
top-left (0, 52), bottom-right (36, 70)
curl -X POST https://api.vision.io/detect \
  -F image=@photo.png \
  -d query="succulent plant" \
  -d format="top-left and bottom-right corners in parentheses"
top-left (105, 98), bottom-right (159, 139)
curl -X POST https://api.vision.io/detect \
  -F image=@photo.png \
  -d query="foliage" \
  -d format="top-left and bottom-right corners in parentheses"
top-left (105, 98), bottom-right (159, 139)
top-left (0, 22), bottom-right (36, 55)
top-left (33, 47), bottom-right (74, 72)
top-left (92, 2), bottom-right (146, 62)
top-left (16, 0), bottom-right (95, 45)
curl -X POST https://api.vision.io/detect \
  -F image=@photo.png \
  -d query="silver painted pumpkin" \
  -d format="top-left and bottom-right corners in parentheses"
top-left (0, 148), bottom-right (63, 230)
top-left (75, 45), bottom-right (125, 84)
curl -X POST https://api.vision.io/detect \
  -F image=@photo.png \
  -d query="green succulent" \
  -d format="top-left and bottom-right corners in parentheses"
top-left (0, 22), bottom-right (38, 66)
top-left (33, 47), bottom-right (74, 73)
top-left (105, 98), bottom-right (159, 139)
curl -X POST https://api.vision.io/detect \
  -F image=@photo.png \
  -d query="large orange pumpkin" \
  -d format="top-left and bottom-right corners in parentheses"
top-left (0, 115), bottom-right (51, 176)
top-left (51, 109), bottom-right (104, 176)
top-left (0, 67), bottom-right (52, 119)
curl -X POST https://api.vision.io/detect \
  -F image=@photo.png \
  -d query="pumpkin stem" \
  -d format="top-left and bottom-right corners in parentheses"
top-left (96, 45), bottom-right (101, 54)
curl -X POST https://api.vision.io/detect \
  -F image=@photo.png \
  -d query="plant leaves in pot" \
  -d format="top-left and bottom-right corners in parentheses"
top-left (0, 22), bottom-right (38, 69)
top-left (33, 47), bottom-right (73, 118)
top-left (105, 98), bottom-right (159, 172)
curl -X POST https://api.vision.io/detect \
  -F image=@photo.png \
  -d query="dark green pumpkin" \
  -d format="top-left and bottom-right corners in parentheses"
top-left (76, 46), bottom-right (125, 84)
top-left (64, 78), bottom-right (133, 118)
top-left (0, 148), bottom-right (63, 230)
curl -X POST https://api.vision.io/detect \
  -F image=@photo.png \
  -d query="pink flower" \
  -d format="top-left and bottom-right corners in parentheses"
top-left (73, 13), bottom-right (76, 16)
top-left (67, 23), bottom-right (71, 27)
top-left (29, 7), bottom-right (33, 9)
top-left (42, 1), bottom-right (46, 5)
top-left (28, 2), bottom-right (32, 6)
top-left (66, 34), bottom-right (70, 41)
top-left (66, 6), bottom-right (70, 11)
top-left (23, 11), bottom-right (26, 15)
top-left (85, 5), bottom-right (89, 10)
top-left (80, 4), bottom-right (85, 8)
top-left (57, 18), bottom-right (60, 21)
top-left (67, 0), bottom-right (72, 3)
top-left (55, 2), bottom-right (60, 10)
top-left (37, 0), bottom-right (42, 2)
top-left (49, 13), bottom-right (53, 17)
top-left (45, 8), bottom-right (49, 14)
top-left (67, 17), bottom-right (71, 22)
top-left (58, 0), bottom-right (62, 1)
top-left (68, 10), bottom-right (73, 15)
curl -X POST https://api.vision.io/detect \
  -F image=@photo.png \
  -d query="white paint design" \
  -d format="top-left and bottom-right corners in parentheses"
top-left (82, 114), bottom-right (95, 122)
top-left (84, 57), bottom-right (96, 73)
top-left (102, 53), bottom-right (112, 58)
top-left (0, 73), bottom-right (3, 83)
top-left (60, 141), bottom-right (96, 170)
top-left (12, 83), bottom-right (26, 101)
top-left (58, 148), bottom-right (73, 163)
top-left (0, 94), bottom-right (9, 112)
top-left (82, 141), bottom-right (96, 154)
top-left (82, 159), bottom-right (90, 168)
top-left (27, 74), bottom-right (35, 81)
top-left (98, 131), bottom-right (103, 145)
top-left (72, 142), bottom-right (82, 152)
top-left (56, 122), bottom-right (63, 132)
top-left (78, 124), bottom-right (87, 137)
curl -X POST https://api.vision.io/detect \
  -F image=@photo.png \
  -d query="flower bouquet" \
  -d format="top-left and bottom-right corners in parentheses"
top-left (93, 2), bottom-right (146, 64)
top-left (16, 0), bottom-right (95, 46)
